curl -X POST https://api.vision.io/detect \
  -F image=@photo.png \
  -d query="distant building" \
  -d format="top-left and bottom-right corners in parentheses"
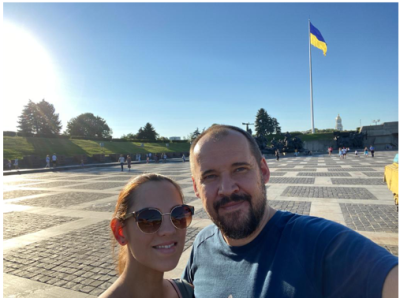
top-left (335, 114), bottom-right (343, 131)
top-left (169, 136), bottom-right (181, 141)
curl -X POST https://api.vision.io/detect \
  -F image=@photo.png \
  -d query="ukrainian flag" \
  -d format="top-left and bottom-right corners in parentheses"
top-left (310, 22), bottom-right (327, 56)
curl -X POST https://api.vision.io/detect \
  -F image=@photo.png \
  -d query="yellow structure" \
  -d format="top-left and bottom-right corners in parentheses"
top-left (384, 162), bottom-right (398, 210)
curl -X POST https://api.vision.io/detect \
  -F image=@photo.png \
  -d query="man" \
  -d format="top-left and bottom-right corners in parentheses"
top-left (183, 124), bottom-right (398, 298)
top-left (52, 153), bottom-right (57, 168)
top-left (370, 145), bottom-right (375, 158)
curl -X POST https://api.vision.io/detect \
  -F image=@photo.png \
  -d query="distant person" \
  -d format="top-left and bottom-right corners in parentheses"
top-left (45, 155), bottom-right (50, 168)
top-left (370, 145), bottom-right (375, 157)
top-left (126, 155), bottom-right (132, 172)
top-left (275, 149), bottom-right (280, 161)
top-left (182, 154), bottom-right (186, 162)
top-left (328, 146), bottom-right (332, 156)
top-left (164, 153), bottom-right (167, 162)
top-left (14, 158), bottom-right (19, 170)
top-left (294, 148), bottom-right (298, 157)
top-left (364, 147), bottom-right (369, 156)
top-left (342, 147), bottom-right (347, 159)
top-left (81, 158), bottom-right (84, 167)
top-left (7, 159), bottom-right (12, 170)
top-left (339, 147), bottom-right (343, 159)
top-left (355, 150), bottom-right (359, 157)
top-left (52, 153), bottom-right (57, 167)
top-left (146, 155), bottom-right (149, 164)
top-left (118, 154), bottom-right (125, 172)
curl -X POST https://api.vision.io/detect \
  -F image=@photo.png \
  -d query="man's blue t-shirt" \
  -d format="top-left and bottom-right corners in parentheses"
top-left (182, 211), bottom-right (397, 298)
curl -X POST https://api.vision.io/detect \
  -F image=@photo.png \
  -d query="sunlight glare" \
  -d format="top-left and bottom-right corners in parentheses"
top-left (2, 22), bottom-right (59, 129)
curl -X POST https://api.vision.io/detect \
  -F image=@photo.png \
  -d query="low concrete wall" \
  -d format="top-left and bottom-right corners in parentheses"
top-left (360, 122), bottom-right (398, 150)
top-left (302, 140), bottom-right (337, 152)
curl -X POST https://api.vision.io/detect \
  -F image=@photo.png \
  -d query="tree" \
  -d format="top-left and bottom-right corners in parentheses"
top-left (190, 128), bottom-right (201, 141)
top-left (271, 117), bottom-right (281, 135)
top-left (255, 108), bottom-right (273, 138)
top-left (66, 113), bottom-right (112, 138)
top-left (17, 99), bottom-right (62, 135)
top-left (135, 123), bottom-right (158, 141)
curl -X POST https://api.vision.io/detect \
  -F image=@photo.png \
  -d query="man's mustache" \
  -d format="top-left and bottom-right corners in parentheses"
top-left (214, 193), bottom-right (252, 212)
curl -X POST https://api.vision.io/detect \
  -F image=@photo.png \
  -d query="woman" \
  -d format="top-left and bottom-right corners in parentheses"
top-left (100, 174), bottom-right (194, 298)
top-left (118, 154), bottom-right (125, 172)
top-left (275, 149), bottom-right (280, 161)
top-left (126, 155), bottom-right (132, 172)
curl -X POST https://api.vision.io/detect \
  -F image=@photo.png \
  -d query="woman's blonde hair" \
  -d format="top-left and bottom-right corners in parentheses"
top-left (111, 173), bottom-right (184, 275)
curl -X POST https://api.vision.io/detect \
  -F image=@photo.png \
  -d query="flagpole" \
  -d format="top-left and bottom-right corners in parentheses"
top-left (309, 19), bottom-right (315, 134)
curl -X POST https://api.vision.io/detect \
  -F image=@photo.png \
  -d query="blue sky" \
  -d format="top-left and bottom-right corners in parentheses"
top-left (2, 2), bottom-right (398, 138)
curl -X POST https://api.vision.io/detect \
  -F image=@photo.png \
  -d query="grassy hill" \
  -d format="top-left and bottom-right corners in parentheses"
top-left (3, 133), bottom-right (334, 160)
top-left (3, 137), bottom-right (190, 160)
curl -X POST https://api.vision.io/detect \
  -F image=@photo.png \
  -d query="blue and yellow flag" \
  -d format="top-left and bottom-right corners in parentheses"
top-left (310, 22), bottom-right (327, 56)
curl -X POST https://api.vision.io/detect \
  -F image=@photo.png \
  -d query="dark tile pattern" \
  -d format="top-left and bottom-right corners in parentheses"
top-left (282, 186), bottom-right (377, 200)
top-left (269, 178), bottom-right (315, 184)
top-left (3, 220), bottom-right (201, 297)
top-left (15, 192), bottom-right (113, 208)
top-left (270, 172), bottom-right (287, 176)
top-left (27, 181), bottom-right (86, 188)
top-left (363, 172), bottom-right (384, 177)
top-left (269, 200), bottom-right (311, 215)
top-left (340, 204), bottom-right (398, 233)
top-left (64, 182), bottom-right (126, 190)
top-left (277, 169), bottom-right (317, 172)
top-left (297, 172), bottom-right (351, 177)
top-left (328, 168), bottom-right (375, 172)
top-left (3, 212), bottom-right (80, 240)
top-left (331, 178), bottom-right (386, 185)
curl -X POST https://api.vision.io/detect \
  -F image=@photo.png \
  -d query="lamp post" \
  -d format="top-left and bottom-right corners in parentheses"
top-left (372, 119), bottom-right (380, 126)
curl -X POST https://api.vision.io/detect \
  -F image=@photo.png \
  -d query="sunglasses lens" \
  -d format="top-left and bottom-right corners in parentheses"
top-left (171, 205), bottom-right (193, 229)
top-left (137, 209), bottom-right (162, 233)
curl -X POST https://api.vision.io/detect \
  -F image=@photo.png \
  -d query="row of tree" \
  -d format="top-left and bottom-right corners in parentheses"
top-left (17, 99), bottom-right (161, 140)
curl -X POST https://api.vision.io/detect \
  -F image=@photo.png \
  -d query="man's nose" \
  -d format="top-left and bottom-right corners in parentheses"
top-left (218, 174), bottom-right (239, 197)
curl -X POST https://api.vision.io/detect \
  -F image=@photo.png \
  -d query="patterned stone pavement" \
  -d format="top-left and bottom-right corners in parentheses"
top-left (3, 151), bottom-right (398, 297)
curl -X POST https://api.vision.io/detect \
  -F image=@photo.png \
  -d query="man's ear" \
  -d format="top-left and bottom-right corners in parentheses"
top-left (260, 158), bottom-right (270, 184)
top-left (111, 218), bottom-right (127, 246)
top-left (191, 176), bottom-right (200, 198)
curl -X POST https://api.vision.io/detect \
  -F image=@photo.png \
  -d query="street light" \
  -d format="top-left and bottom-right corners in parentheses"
top-left (372, 119), bottom-right (380, 126)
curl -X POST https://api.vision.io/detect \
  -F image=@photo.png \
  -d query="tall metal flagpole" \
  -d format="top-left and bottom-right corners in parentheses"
top-left (309, 19), bottom-right (315, 134)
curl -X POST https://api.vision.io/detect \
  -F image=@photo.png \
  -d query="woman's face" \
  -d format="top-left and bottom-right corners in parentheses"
top-left (123, 180), bottom-right (186, 272)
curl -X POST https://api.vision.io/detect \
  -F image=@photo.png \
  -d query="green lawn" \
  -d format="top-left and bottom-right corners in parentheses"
top-left (3, 137), bottom-right (190, 160)
top-left (3, 133), bottom-right (334, 160)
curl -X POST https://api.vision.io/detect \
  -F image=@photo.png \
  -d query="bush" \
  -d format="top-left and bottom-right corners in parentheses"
top-left (3, 131), bottom-right (17, 137)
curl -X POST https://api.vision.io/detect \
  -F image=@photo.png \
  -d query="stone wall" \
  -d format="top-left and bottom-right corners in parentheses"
top-left (360, 122), bottom-right (398, 150)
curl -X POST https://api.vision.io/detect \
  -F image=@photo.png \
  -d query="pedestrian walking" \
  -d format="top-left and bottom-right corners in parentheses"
top-left (118, 154), bottom-right (125, 172)
top-left (339, 147), bottom-right (343, 159)
top-left (127, 155), bottom-right (132, 172)
top-left (52, 153), bottom-right (57, 167)
top-left (355, 150), bottom-right (359, 157)
top-left (7, 159), bottom-right (12, 170)
top-left (14, 158), bottom-right (19, 170)
top-left (45, 155), bottom-right (50, 168)
top-left (342, 147), bottom-right (347, 159)
top-left (295, 148), bottom-right (298, 157)
top-left (275, 149), bottom-right (280, 161)
top-left (163, 153), bottom-right (167, 162)
top-left (146, 155), bottom-right (149, 164)
top-left (182, 154), bottom-right (186, 162)
top-left (370, 145), bottom-right (375, 158)
top-left (364, 147), bottom-right (369, 156)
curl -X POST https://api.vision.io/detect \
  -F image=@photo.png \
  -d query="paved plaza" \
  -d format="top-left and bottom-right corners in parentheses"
top-left (3, 151), bottom-right (399, 297)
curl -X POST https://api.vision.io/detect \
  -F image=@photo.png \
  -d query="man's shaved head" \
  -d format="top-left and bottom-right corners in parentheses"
top-left (189, 124), bottom-right (263, 172)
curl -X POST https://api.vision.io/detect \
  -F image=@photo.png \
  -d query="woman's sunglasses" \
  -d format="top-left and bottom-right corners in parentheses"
top-left (123, 204), bottom-right (195, 234)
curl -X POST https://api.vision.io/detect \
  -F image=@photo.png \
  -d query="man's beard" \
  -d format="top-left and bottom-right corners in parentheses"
top-left (209, 187), bottom-right (266, 240)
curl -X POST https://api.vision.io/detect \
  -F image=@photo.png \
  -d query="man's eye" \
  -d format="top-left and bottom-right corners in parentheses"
top-left (235, 167), bottom-right (247, 172)
top-left (203, 174), bottom-right (216, 180)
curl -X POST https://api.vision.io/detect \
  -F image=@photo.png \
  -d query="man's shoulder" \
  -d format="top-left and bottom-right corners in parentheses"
top-left (193, 224), bottom-right (218, 248)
